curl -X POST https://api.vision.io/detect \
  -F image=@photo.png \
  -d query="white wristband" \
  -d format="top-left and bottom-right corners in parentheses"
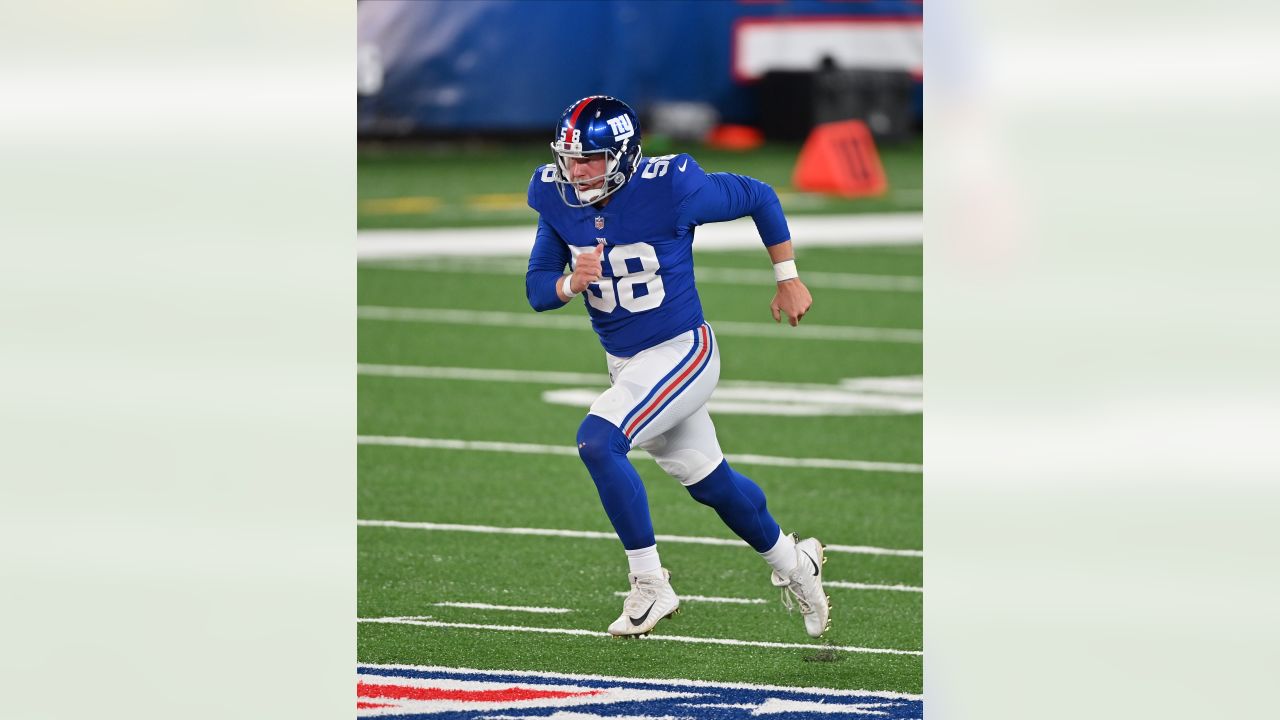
top-left (561, 274), bottom-right (579, 298)
top-left (773, 259), bottom-right (799, 283)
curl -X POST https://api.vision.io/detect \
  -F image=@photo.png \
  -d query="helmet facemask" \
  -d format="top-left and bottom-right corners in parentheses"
top-left (549, 138), bottom-right (640, 208)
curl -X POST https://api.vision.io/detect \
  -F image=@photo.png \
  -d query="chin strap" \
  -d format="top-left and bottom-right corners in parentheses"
top-left (575, 186), bottom-right (606, 203)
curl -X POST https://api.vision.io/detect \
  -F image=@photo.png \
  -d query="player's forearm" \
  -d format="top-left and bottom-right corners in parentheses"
top-left (526, 269), bottom-right (570, 311)
top-left (766, 241), bottom-right (794, 264)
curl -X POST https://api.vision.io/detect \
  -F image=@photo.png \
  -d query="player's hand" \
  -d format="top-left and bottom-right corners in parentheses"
top-left (771, 278), bottom-right (813, 327)
top-left (571, 242), bottom-right (605, 294)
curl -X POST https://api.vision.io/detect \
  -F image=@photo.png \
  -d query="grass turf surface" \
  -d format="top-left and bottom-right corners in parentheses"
top-left (358, 141), bottom-right (922, 229)
top-left (357, 242), bottom-right (922, 694)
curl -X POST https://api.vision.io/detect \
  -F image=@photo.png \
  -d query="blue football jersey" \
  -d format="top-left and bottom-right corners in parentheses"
top-left (526, 153), bottom-right (790, 357)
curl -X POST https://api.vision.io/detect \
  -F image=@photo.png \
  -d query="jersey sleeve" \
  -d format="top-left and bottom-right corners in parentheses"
top-left (525, 216), bottom-right (571, 311)
top-left (527, 164), bottom-right (554, 213)
top-left (672, 154), bottom-right (791, 246)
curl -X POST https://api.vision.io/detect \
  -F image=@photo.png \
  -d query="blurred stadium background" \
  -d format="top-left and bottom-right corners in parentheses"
top-left (357, 0), bottom-right (922, 229)
top-left (356, 0), bottom-right (924, 711)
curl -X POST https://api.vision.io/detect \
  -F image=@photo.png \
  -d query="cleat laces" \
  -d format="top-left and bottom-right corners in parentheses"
top-left (622, 572), bottom-right (669, 618)
top-left (772, 570), bottom-right (813, 615)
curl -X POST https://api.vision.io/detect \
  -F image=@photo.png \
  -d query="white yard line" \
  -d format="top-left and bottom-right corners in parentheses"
top-left (356, 213), bottom-right (923, 259)
top-left (695, 266), bottom-right (921, 292)
top-left (358, 617), bottom-right (922, 656)
top-left (357, 435), bottom-right (923, 475)
top-left (363, 258), bottom-right (921, 293)
top-left (431, 602), bottom-right (572, 614)
top-left (360, 434), bottom-right (580, 458)
top-left (358, 364), bottom-right (922, 416)
top-left (713, 451), bottom-right (921, 473)
top-left (357, 662), bottom-right (924, 701)
top-left (614, 584), bottom-right (922, 599)
top-left (358, 364), bottom-right (608, 385)
top-left (356, 519), bottom-right (923, 558)
top-left (357, 306), bottom-right (923, 344)
top-left (825, 581), bottom-right (924, 593)
top-left (614, 592), bottom-right (767, 605)
top-left (359, 363), bottom-right (920, 395)
top-left (542, 388), bottom-right (922, 416)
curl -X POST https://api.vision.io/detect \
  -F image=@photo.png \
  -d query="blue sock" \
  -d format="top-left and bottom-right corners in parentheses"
top-left (686, 460), bottom-right (781, 552)
top-left (576, 414), bottom-right (655, 550)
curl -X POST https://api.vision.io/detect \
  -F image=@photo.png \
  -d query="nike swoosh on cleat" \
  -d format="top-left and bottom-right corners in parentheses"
top-left (678, 159), bottom-right (688, 171)
top-left (802, 551), bottom-right (819, 576)
top-left (630, 601), bottom-right (657, 626)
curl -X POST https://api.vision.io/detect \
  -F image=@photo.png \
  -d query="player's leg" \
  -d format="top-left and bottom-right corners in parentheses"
top-left (628, 326), bottom-right (785, 559)
top-left (636, 406), bottom-right (783, 553)
top-left (576, 411), bottom-right (679, 638)
top-left (576, 412), bottom-right (653, 555)
top-left (631, 327), bottom-right (831, 637)
top-left (576, 325), bottom-right (717, 635)
top-left (638, 409), bottom-right (831, 637)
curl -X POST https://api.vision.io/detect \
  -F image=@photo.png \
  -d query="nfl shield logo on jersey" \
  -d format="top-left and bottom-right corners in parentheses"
top-left (595, 216), bottom-right (605, 230)
top-left (357, 665), bottom-right (924, 718)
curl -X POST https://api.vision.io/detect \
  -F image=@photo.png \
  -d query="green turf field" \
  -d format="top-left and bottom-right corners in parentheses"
top-left (357, 241), bottom-right (923, 695)
top-left (358, 140), bottom-right (923, 229)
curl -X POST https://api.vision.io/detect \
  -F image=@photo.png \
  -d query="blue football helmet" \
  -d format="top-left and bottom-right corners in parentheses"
top-left (550, 95), bottom-right (643, 207)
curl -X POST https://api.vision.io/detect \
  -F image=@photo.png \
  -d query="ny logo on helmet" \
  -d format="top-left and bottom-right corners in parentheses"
top-left (606, 115), bottom-right (634, 142)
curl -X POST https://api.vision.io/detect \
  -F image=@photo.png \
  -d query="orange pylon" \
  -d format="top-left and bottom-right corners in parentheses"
top-left (792, 120), bottom-right (888, 198)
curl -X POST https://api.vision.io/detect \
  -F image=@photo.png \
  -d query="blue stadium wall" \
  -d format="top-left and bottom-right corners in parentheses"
top-left (357, 0), bottom-right (922, 136)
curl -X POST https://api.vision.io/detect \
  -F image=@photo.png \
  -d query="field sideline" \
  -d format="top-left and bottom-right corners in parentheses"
top-left (357, 217), bottom-right (922, 702)
top-left (358, 141), bottom-right (923, 229)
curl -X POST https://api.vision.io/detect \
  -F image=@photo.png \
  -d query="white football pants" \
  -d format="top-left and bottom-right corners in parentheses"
top-left (588, 322), bottom-right (725, 486)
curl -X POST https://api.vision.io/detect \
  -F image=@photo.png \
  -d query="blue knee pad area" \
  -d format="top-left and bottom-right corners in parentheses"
top-left (686, 460), bottom-right (781, 552)
top-left (576, 414), bottom-right (655, 550)
top-left (576, 414), bottom-right (633, 469)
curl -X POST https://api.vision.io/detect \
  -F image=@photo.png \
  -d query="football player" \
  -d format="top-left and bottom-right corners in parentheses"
top-left (525, 95), bottom-right (828, 638)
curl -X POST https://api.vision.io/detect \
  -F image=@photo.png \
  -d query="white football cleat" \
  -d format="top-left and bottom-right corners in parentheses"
top-left (607, 568), bottom-right (680, 637)
top-left (771, 535), bottom-right (831, 638)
